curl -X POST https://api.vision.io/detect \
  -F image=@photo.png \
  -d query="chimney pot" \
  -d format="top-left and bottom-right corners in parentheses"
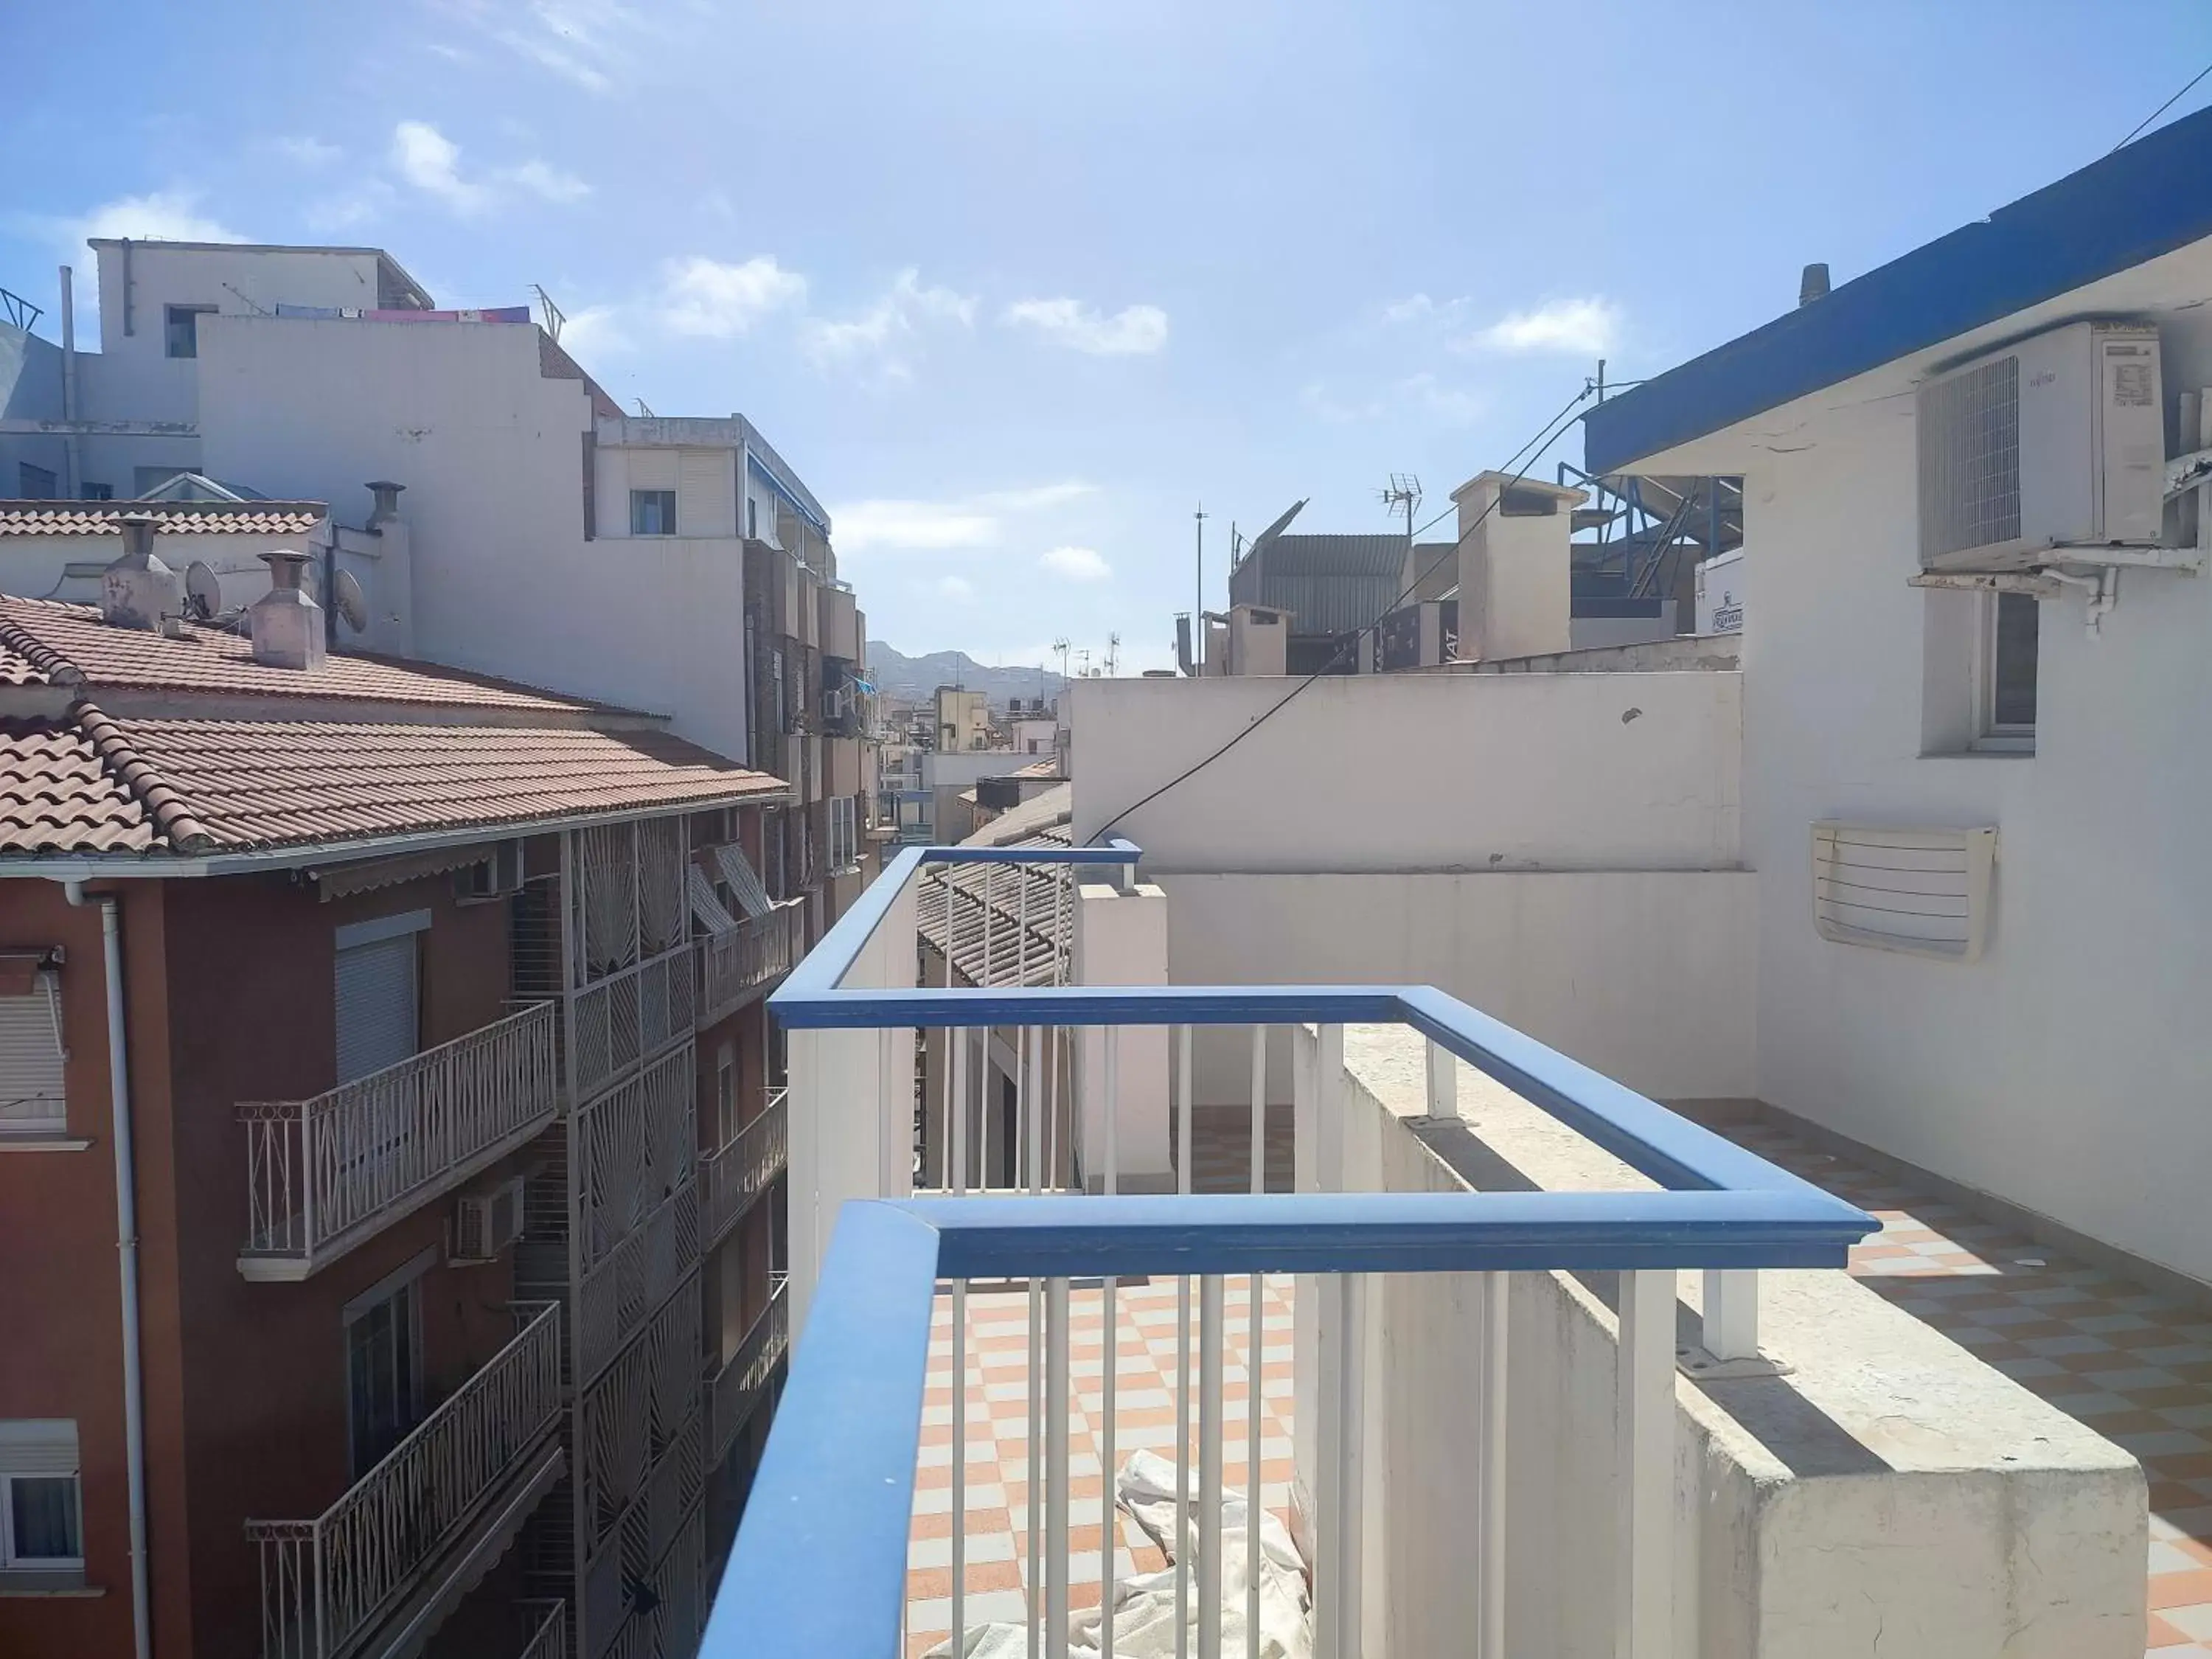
top-left (365, 480), bottom-right (405, 532)
top-left (249, 550), bottom-right (327, 670)
top-left (1799, 262), bottom-right (1831, 307)
top-left (99, 512), bottom-right (181, 630)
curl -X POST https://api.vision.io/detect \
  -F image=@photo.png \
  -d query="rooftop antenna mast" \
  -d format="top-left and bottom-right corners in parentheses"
top-left (532, 284), bottom-right (566, 343)
top-left (1052, 637), bottom-right (1071, 685)
top-left (1105, 632), bottom-right (1121, 677)
top-left (1380, 473), bottom-right (1422, 552)
top-left (1194, 501), bottom-right (1207, 628)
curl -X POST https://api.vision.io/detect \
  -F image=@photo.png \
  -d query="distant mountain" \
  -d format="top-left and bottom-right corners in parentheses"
top-left (866, 642), bottom-right (1064, 707)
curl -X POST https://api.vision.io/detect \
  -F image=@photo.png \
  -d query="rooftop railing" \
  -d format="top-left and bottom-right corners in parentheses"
top-left (708, 843), bottom-right (1874, 1659)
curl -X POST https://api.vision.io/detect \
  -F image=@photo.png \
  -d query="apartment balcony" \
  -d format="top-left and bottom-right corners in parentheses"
top-left (691, 842), bottom-right (2146, 1659)
top-left (695, 900), bottom-right (807, 1027)
top-left (707, 1276), bottom-right (789, 1472)
top-left (248, 1304), bottom-right (566, 1659)
top-left (239, 1003), bottom-right (560, 1281)
top-left (700, 1086), bottom-right (787, 1248)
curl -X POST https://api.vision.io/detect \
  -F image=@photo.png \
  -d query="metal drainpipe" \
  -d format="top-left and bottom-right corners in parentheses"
top-left (63, 880), bottom-right (152, 1659)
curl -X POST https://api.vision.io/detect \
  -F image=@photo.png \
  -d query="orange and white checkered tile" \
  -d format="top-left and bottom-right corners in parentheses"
top-left (906, 1274), bottom-right (1296, 1656)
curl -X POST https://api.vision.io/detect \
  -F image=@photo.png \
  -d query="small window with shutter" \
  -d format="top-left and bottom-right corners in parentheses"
top-left (0, 1420), bottom-right (83, 1583)
top-left (0, 954), bottom-right (66, 1139)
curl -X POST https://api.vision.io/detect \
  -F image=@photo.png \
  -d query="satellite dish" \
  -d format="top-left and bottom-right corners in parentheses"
top-left (184, 561), bottom-right (222, 622)
top-left (333, 568), bottom-right (369, 634)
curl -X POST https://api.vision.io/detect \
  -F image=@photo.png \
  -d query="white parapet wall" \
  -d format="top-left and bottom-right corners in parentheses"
top-left (1312, 1024), bottom-right (2146, 1659)
top-left (1072, 881), bottom-right (1175, 1189)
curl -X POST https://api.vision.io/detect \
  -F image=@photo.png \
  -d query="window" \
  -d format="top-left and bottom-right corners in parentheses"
top-left (0, 1421), bottom-right (83, 1582)
top-left (630, 489), bottom-right (678, 536)
top-left (345, 1262), bottom-right (426, 1479)
top-left (746, 496), bottom-right (758, 540)
top-left (80, 483), bottom-right (113, 501)
top-left (828, 796), bottom-right (858, 872)
top-left (716, 1043), bottom-right (737, 1146)
top-left (164, 304), bottom-right (216, 359)
top-left (1978, 591), bottom-right (2039, 751)
top-left (15, 464), bottom-right (55, 500)
top-left (0, 959), bottom-right (66, 1139)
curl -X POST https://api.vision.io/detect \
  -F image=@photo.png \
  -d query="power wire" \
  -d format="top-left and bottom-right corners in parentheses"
top-left (1090, 382), bottom-right (1596, 844)
top-left (2113, 58), bottom-right (2212, 153)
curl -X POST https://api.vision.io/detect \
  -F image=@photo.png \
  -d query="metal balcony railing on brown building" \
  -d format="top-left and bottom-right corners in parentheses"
top-left (695, 900), bottom-right (807, 1026)
top-left (247, 1304), bottom-right (566, 1659)
top-left (700, 1087), bottom-right (787, 1249)
top-left (238, 1003), bottom-right (561, 1280)
top-left (707, 1276), bottom-right (788, 1471)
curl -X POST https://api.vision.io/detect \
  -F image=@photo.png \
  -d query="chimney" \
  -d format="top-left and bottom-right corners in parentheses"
top-left (364, 480), bottom-right (405, 532)
top-left (249, 550), bottom-right (327, 671)
top-left (1799, 262), bottom-right (1831, 307)
top-left (99, 513), bottom-right (182, 630)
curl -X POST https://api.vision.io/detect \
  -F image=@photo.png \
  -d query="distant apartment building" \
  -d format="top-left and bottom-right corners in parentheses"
top-left (0, 554), bottom-right (799, 1659)
top-left (931, 684), bottom-right (991, 752)
top-left (0, 238), bottom-right (874, 951)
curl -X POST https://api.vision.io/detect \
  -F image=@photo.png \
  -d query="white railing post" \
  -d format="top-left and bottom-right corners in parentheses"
top-left (1615, 1268), bottom-right (1675, 1659)
top-left (1701, 1269), bottom-right (1759, 1363)
top-left (1425, 1037), bottom-right (1455, 1120)
top-left (1479, 1271), bottom-right (1509, 1659)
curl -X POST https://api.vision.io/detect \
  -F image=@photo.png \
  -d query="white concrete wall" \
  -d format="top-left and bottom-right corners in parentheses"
top-left (192, 314), bottom-right (754, 760)
top-left (1319, 1026), bottom-right (2144, 1659)
top-left (1704, 303), bottom-right (2212, 1283)
top-left (1169, 871), bottom-right (1756, 1102)
top-left (1070, 672), bottom-right (1742, 873)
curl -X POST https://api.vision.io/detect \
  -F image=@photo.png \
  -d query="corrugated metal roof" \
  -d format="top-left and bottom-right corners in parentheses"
top-left (1228, 534), bottom-right (1407, 635)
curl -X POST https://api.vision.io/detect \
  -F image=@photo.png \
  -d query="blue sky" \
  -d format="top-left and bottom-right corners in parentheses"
top-left (6, 1), bottom-right (2208, 672)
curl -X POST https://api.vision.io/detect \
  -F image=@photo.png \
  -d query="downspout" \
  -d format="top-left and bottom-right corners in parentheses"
top-left (63, 880), bottom-right (152, 1659)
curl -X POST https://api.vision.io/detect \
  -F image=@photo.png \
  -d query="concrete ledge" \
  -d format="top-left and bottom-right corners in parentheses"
top-left (1326, 1024), bottom-right (2146, 1659)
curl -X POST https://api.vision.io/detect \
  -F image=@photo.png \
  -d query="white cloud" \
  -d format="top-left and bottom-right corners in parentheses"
top-left (499, 159), bottom-right (590, 204)
top-left (1399, 372), bottom-right (1486, 424)
top-left (801, 268), bottom-right (975, 378)
top-left (657, 254), bottom-right (807, 338)
top-left (467, 0), bottom-right (646, 93)
top-left (555, 304), bottom-right (632, 358)
top-left (1300, 381), bottom-right (1382, 424)
top-left (1003, 296), bottom-right (1168, 356)
top-left (274, 135), bottom-right (342, 167)
top-left (304, 181), bottom-right (395, 234)
top-left (831, 479), bottom-right (1094, 554)
top-left (61, 190), bottom-right (245, 250)
top-left (936, 574), bottom-right (976, 602)
top-left (1466, 296), bottom-right (1621, 356)
top-left (1040, 545), bottom-right (1111, 582)
top-left (389, 121), bottom-right (586, 214)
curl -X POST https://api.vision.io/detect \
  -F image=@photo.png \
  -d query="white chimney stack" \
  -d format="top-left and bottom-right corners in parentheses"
top-left (249, 550), bottom-right (327, 671)
top-left (99, 513), bottom-right (181, 630)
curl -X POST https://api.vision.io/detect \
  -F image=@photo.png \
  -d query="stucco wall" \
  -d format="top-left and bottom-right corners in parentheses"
top-left (1723, 307), bottom-right (2212, 1284)
top-left (1166, 870), bottom-right (1756, 1102)
top-left (1069, 672), bottom-right (1741, 873)
top-left (192, 316), bottom-right (754, 762)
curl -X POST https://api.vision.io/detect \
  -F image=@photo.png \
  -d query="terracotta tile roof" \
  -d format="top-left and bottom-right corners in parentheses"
top-left (1011, 758), bottom-right (1062, 779)
top-left (0, 597), bottom-right (622, 713)
top-left (0, 720), bottom-right (153, 853)
top-left (0, 501), bottom-right (327, 538)
top-left (0, 703), bottom-right (783, 858)
top-left (918, 800), bottom-right (1076, 987)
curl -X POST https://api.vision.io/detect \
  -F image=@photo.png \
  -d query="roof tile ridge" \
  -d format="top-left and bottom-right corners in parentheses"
top-left (0, 604), bottom-right (86, 686)
top-left (72, 698), bottom-right (215, 854)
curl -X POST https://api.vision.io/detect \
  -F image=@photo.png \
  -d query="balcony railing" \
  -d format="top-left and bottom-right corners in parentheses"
top-left (240, 1003), bottom-right (560, 1279)
top-left (516, 1600), bottom-right (567, 1659)
top-left (709, 1276), bottom-right (790, 1470)
top-left (697, 901), bottom-right (807, 1026)
top-left (248, 1303), bottom-right (565, 1659)
top-left (701, 1088), bottom-right (788, 1248)
top-left (694, 842), bottom-right (1877, 1659)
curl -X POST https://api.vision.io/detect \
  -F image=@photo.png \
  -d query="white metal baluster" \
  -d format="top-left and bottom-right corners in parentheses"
top-left (1245, 1025), bottom-right (1265, 1659)
top-left (953, 1024), bottom-right (969, 1198)
top-left (1029, 1026), bottom-right (1046, 1659)
top-left (1480, 1270), bottom-right (1509, 1659)
top-left (1102, 1026), bottom-right (1119, 1659)
top-left (1335, 1272), bottom-right (1366, 1659)
top-left (1197, 1273), bottom-right (1225, 1659)
top-left (1175, 1025), bottom-right (1193, 1659)
top-left (1616, 1268), bottom-right (1674, 1659)
top-left (952, 1018), bottom-right (970, 1653)
top-left (942, 861), bottom-right (956, 1190)
top-left (1048, 1273), bottom-right (1072, 1659)
top-left (1703, 1269), bottom-right (1759, 1363)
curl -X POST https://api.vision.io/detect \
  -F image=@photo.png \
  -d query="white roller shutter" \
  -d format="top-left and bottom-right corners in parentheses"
top-left (714, 842), bottom-right (774, 919)
top-left (0, 978), bottom-right (66, 1132)
top-left (335, 934), bottom-right (419, 1084)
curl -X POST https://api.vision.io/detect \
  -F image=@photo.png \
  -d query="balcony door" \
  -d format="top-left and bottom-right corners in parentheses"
top-left (335, 919), bottom-right (423, 1085)
top-left (346, 1272), bottom-right (424, 1479)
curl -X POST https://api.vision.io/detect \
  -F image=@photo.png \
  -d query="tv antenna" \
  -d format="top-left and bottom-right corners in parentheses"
top-left (1077, 647), bottom-right (1093, 678)
top-left (1380, 473), bottom-right (1422, 546)
top-left (1105, 633), bottom-right (1121, 677)
top-left (1052, 638), bottom-right (1071, 684)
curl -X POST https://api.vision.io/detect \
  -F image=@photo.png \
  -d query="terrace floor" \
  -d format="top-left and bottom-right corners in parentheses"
top-left (1715, 1116), bottom-right (2212, 1657)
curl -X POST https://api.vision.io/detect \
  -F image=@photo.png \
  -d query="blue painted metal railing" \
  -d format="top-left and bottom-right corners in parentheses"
top-left (712, 840), bottom-right (1877, 1658)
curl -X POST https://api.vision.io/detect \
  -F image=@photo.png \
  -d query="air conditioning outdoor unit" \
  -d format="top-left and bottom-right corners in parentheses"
top-left (453, 839), bottom-right (524, 905)
top-left (452, 1173), bottom-right (528, 1264)
top-left (1917, 321), bottom-right (2165, 571)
